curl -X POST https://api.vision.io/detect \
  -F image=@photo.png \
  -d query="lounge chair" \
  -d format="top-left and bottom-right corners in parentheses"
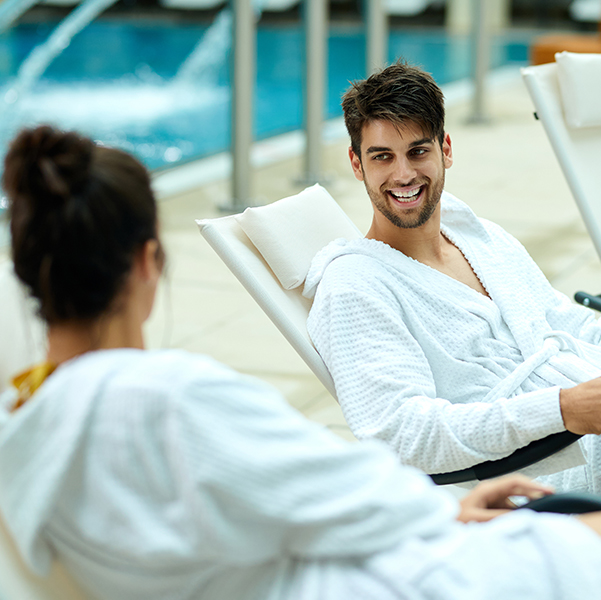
top-left (522, 52), bottom-right (601, 310)
top-left (196, 184), bottom-right (581, 484)
top-left (196, 184), bottom-right (360, 398)
top-left (0, 260), bottom-right (45, 394)
top-left (0, 511), bottom-right (87, 599)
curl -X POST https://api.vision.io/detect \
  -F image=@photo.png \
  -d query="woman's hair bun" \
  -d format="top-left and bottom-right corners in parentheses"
top-left (6, 125), bottom-right (159, 324)
top-left (3, 125), bottom-right (94, 208)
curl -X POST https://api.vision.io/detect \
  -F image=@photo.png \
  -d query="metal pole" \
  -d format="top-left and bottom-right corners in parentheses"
top-left (468, 0), bottom-right (491, 124)
top-left (231, 0), bottom-right (255, 210)
top-left (301, 0), bottom-right (328, 185)
top-left (366, 0), bottom-right (387, 75)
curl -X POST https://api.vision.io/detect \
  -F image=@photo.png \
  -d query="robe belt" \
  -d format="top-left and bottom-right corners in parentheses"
top-left (482, 331), bottom-right (585, 403)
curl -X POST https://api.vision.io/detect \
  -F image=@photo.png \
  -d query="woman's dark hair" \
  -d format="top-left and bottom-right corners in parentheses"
top-left (4, 125), bottom-right (161, 324)
top-left (342, 60), bottom-right (445, 159)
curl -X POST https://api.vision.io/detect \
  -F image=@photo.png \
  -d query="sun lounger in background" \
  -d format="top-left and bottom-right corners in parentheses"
top-left (522, 52), bottom-right (601, 311)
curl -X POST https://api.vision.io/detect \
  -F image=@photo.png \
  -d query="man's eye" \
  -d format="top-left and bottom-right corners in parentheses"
top-left (373, 153), bottom-right (391, 161)
top-left (411, 148), bottom-right (428, 157)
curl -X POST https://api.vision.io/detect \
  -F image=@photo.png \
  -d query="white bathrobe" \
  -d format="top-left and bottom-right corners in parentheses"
top-left (1, 348), bottom-right (601, 599)
top-left (305, 191), bottom-right (601, 492)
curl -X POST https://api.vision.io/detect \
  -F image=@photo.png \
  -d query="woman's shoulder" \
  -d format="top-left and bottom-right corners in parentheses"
top-left (24, 348), bottom-right (290, 457)
top-left (61, 348), bottom-right (251, 399)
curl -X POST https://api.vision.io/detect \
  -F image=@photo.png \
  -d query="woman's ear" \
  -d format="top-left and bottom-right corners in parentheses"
top-left (136, 239), bottom-right (162, 283)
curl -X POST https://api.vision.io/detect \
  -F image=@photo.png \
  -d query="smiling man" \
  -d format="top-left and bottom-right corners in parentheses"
top-left (358, 120), bottom-right (449, 230)
top-left (304, 61), bottom-right (601, 493)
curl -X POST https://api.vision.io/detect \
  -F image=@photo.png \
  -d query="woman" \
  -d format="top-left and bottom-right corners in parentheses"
top-left (1, 125), bottom-right (601, 600)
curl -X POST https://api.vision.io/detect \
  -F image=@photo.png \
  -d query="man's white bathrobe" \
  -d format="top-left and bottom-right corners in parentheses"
top-left (305, 192), bottom-right (601, 492)
top-left (0, 348), bottom-right (601, 599)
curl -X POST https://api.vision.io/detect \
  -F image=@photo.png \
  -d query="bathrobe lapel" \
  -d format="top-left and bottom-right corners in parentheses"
top-left (440, 197), bottom-right (550, 361)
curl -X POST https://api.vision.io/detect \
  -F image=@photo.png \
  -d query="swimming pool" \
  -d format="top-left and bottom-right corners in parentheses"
top-left (0, 18), bottom-right (532, 175)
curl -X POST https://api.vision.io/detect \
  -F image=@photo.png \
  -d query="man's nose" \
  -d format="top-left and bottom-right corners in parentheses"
top-left (392, 157), bottom-right (417, 184)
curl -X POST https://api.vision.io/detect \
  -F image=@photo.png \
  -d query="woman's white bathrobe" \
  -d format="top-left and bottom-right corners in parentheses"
top-left (305, 192), bottom-right (601, 492)
top-left (1, 349), bottom-right (601, 599)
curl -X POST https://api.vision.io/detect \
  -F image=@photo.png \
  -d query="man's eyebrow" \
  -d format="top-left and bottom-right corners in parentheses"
top-left (409, 137), bottom-right (434, 148)
top-left (365, 146), bottom-right (391, 154)
top-left (365, 138), bottom-right (434, 155)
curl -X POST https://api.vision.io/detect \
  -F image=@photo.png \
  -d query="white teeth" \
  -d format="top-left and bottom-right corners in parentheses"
top-left (390, 187), bottom-right (421, 201)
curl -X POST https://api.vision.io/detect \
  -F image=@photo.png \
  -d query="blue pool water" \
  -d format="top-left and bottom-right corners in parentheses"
top-left (0, 19), bottom-right (532, 175)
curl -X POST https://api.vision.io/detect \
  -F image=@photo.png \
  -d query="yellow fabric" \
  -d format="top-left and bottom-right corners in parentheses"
top-left (11, 362), bottom-right (56, 412)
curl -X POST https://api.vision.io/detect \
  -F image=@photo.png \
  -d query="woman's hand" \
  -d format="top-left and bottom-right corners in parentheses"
top-left (458, 475), bottom-right (554, 523)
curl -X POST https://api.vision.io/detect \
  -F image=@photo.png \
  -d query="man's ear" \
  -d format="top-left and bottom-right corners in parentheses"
top-left (349, 146), bottom-right (364, 182)
top-left (442, 133), bottom-right (453, 169)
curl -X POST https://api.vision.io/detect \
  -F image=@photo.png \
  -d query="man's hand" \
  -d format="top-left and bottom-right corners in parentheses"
top-left (458, 475), bottom-right (554, 523)
top-left (560, 378), bottom-right (601, 435)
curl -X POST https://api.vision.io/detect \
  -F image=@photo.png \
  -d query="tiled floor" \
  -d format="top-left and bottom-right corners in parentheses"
top-left (1, 67), bottom-right (600, 443)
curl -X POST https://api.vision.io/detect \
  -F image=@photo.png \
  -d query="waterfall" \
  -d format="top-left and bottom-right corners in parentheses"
top-left (4, 0), bottom-right (265, 101)
top-left (0, 0), bottom-right (275, 171)
top-left (174, 0), bottom-right (266, 86)
top-left (0, 0), bottom-right (39, 34)
top-left (3, 0), bottom-right (120, 104)
top-left (174, 8), bottom-right (233, 86)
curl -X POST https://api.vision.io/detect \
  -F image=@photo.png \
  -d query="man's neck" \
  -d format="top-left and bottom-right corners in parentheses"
top-left (366, 204), bottom-right (445, 264)
top-left (365, 203), bottom-right (491, 299)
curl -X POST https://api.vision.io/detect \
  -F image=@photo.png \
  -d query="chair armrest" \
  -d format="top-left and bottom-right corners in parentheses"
top-left (575, 291), bottom-right (601, 311)
top-left (430, 431), bottom-right (582, 485)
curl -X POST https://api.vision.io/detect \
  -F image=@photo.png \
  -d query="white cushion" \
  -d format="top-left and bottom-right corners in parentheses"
top-left (235, 184), bottom-right (361, 290)
top-left (0, 260), bottom-right (46, 394)
top-left (556, 51), bottom-right (601, 129)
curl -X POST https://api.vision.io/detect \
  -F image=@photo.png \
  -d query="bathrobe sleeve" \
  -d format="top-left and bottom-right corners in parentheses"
top-left (169, 365), bottom-right (458, 563)
top-left (307, 256), bottom-right (567, 475)
top-left (545, 287), bottom-right (601, 344)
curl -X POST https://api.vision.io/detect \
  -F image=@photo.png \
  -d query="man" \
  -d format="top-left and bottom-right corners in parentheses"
top-left (304, 61), bottom-right (601, 492)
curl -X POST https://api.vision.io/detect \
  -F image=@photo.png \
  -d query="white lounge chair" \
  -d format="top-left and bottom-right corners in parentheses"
top-left (196, 184), bottom-right (362, 398)
top-left (522, 52), bottom-right (601, 310)
top-left (196, 184), bottom-right (582, 484)
top-left (0, 260), bottom-right (45, 394)
top-left (522, 52), bottom-right (601, 261)
top-left (0, 513), bottom-right (88, 599)
top-left (0, 265), bottom-right (82, 597)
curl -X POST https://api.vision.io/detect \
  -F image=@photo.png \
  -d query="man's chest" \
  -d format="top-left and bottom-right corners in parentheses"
top-left (423, 236), bottom-right (490, 299)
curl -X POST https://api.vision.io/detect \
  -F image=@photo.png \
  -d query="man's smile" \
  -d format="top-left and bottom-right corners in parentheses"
top-left (386, 184), bottom-right (426, 208)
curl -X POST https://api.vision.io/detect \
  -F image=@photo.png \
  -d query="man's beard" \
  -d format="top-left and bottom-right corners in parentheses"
top-left (363, 167), bottom-right (445, 230)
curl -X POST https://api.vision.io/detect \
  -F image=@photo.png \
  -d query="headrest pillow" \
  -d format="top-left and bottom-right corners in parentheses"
top-left (235, 184), bottom-right (361, 290)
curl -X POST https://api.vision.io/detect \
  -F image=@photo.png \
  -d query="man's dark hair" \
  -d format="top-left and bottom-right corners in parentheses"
top-left (342, 61), bottom-right (445, 158)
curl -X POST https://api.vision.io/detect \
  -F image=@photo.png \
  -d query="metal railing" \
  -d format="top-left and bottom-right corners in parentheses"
top-left (230, 0), bottom-right (491, 208)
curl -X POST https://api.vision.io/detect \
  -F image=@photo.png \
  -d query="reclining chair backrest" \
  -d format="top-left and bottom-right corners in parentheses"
top-left (0, 264), bottom-right (86, 597)
top-left (522, 52), bottom-right (601, 261)
top-left (0, 511), bottom-right (88, 599)
top-left (0, 260), bottom-right (46, 394)
top-left (196, 184), bottom-right (362, 399)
